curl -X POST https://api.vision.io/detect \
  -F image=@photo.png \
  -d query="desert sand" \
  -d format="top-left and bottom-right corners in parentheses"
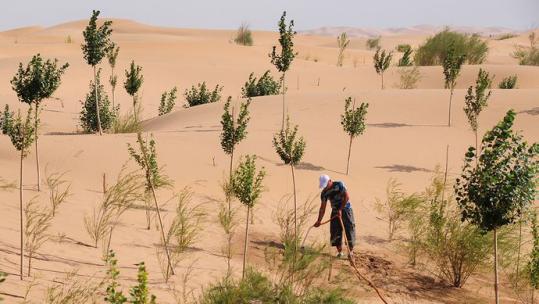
top-left (0, 19), bottom-right (537, 303)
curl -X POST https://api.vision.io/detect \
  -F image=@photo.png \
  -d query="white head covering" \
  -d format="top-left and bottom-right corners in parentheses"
top-left (319, 174), bottom-right (330, 189)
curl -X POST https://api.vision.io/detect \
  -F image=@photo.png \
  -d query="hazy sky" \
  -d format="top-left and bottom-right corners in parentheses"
top-left (1, 0), bottom-right (538, 31)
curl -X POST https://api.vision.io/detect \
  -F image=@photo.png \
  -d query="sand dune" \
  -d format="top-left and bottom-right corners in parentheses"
top-left (0, 19), bottom-right (538, 303)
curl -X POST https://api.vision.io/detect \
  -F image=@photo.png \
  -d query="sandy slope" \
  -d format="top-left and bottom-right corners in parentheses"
top-left (0, 19), bottom-right (538, 303)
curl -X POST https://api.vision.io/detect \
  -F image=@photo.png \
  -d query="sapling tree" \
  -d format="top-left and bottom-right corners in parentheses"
top-left (80, 69), bottom-right (117, 133)
top-left (0, 104), bottom-right (14, 135)
top-left (6, 108), bottom-right (36, 280)
top-left (158, 87), bottom-right (178, 116)
top-left (398, 48), bottom-right (413, 67)
top-left (272, 116), bottom-right (306, 274)
top-left (107, 44), bottom-right (120, 108)
top-left (230, 155), bottom-right (265, 278)
top-left (82, 10), bottom-right (114, 135)
top-left (11, 54), bottom-right (69, 191)
top-left (443, 45), bottom-right (466, 127)
top-left (124, 60), bottom-right (144, 120)
top-left (128, 132), bottom-right (175, 276)
top-left (463, 68), bottom-right (493, 158)
top-left (341, 97), bottom-right (368, 175)
top-left (129, 262), bottom-right (157, 304)
top-left (269, 11), bottom-right (297, 128)
top-left (373, 48), bottom-right (393, 89)
top-left (336, 32), bottom-right (350, 67)
top-left (455, 110), bottom-right (538, 304)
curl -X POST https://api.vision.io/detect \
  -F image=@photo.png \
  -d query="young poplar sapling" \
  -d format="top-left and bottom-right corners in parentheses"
top-left (341, 97), bottom-right (368, 175)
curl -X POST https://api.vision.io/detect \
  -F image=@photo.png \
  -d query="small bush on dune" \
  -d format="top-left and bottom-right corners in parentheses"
top-left (398, 47), bottom-right (413, 67)
top-left (366, 36), bottom-right (381, 50)
top-left (498, 75), bottom-right (518, 89)
top-left (79, 69), bottom-right (118, 133)
top-left (396, 44), bottom-right (411, 53)
top-left (241, 70), bottom-right (281, 98)
top-left (184, 82), bottom-right (223, 107)
top-left (234, 23), bottom-right (253, 46)
top-left (496, 33), bottom-right (517, 40)
top-left (398, 66), bottom-right (422, 89)
top-left (415, 29), bottom-right (488, 65)
top-left (158, 86), bottom-right (178, 116)
top-left (513, 32), bottom-right (539, 66)
top-left (336, 32), bottom-right (350, 67)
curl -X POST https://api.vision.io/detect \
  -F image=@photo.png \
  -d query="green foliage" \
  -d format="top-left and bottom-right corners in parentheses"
top-left (107, 43), bottom-right (120, 69)
top-left (375, 178), bottom-right (421, 241)
top-left (396, 44), bottom-right (411, 53)
top-left (82, 10), bottom-right (114, 66)
top-left (464, 68), bottom-right (493, 133)
top-left (398, 66), bottom-right (422, 89)
top-left (184, 82), bottom-right (222, 107)
top-left (336, 32), bottom-right (350, 67)
top-left (129, 262), bottom-right (157, 304)
top-left (241, 71), bottom-right (281, 98)
top-left (7, 108), bottom-right (35, 157)
top-left (442, 45), bottom-right (466, 90)
top-left (231, 155), bottom-right (266, 209)
top-left (234, 23), bottom-right (253, 46)
top-left (128, 133), bottom-right (167, 192)
top-left (104, 250), bottom-right (127, 304)
top-left (80, 69), bottom-right (118, 132)
top-left (0, 104), bottom-right (14, 135)
top-left (24, 197), bottom-right (55, 276)
top-left (415, 29), bottom-right (488, 65)
top-left (220, 97), bottom-right (251, 155)
top-left (273, 117), bottom-right (306, 166)
top-left (269, 11), bottom-right (297, 73)
top-left (158, 87), bottom-right (178, 116)
top-left (124, 60), bottom-right (144, 97)
top-left (496, 33), bottom-right (517, 40)
top-left (455, 110), bottom-right (538, 232)
top-left (528, 211), bottom-right (539, 290)
top-left (373, 48), bottom-right (393, 74)
top-left (111, 108), bottom-right (142, 134)
top-left (341, 97), bottom-right (368, 138)
top-left (10, 53), bottom-right (69, 106)
top-left (398, 47), bottom-right (413, 67)
top-left (513, 32), bottom-right (539, 66)
top-left (366, 36), bottom-right (381, 50)
top-left (498, 75), bottom-right (518, 89)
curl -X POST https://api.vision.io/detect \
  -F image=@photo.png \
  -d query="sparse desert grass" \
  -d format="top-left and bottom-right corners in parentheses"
top-left (110, 104), bottom-right (142, 134)
top-left (397, 66), bottom-right (422, 89)
top-left (45, 171), bottom-right (71, 216)
top-left (24, 198), bottom-right (54, 276)
top-left (184, 82), bottom-right (223, 107)
top-left (415, 29), bottom-right (488, 65)
top-left (513, 32), bottom-right (539, 66)
top-left (45, 270), bottom-right (103, 304)
top-left (498, 75), bottom-right (518, 89)
top-left (65, 35), bottom-right (73, 43)
top-left (234, 23), bottom-right (253, 46)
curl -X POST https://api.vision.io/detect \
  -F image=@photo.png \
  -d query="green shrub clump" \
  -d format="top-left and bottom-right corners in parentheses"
top-left (366, 36), bottom-right (381, 50)
top-left (80, 69), bottom-right (118, 133)
top-left (234, 23), bottom-right (253, 46)
top-left (415, 29), bottom-right (488, 65)
top-left (184, 82), bottom-right (222, 107)
top-left (498, 75), bottom-right (518, 89)
top-left (513, 33), bottom-right (539, 66)
top-left (241, 70), bottom-right (281, 98)
top-left (158, 87), bottom-right (178, 115)
top-left (396, 44), bottom-right (412, 53)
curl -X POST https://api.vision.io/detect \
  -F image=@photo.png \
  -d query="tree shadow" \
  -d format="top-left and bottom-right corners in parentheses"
top-left (368, 122), bottom-right (446, 128)
top-left (375, 164), bottom-right (431, 173)
top-left (519, 107), bottom-right (539, 116)
top-left (45, 131), bottom-right (86, 136)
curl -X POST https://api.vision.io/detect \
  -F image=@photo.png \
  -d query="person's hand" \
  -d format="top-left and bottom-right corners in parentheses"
top-left (313, 221), bottom-right (321, 228)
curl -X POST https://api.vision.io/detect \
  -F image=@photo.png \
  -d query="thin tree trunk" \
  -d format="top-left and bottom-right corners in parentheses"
top-left (448, 87), bottom-right (454, 127)
top-left (474, 130), bottom-right (479, 165)
top-left (19, 148), bottom-right (24, 280)
top-left (242, 206), bottom-right (250, 279)
top-left (133, 95), bottom-right (137, 121)
top-left (381, 73), bottom-right (384, 90)
top-left (111, 67), bottom-right (115, 109)
top-left (441, 145), bottom-right (449, 204)
top-left (34, 103), bottom-right (40, 192)
top-left (149, 182), bottom-right (174, 275)
top-left (346, 135), bottom-right (353, 175)
top-left (94, 66), bottom-right (103, 136)
top-left (27, 253), bottom-right (32, 277)
top-left (516, 218), bottom-right (522, 288)
top-left (494, 228), bottom-right (499, 304)
top-left (282, 73), bottom-right (286, 129)
top-left (106, 227), bottom-right (113, 254)
top-left (291, 164), bottom-right (298, 283)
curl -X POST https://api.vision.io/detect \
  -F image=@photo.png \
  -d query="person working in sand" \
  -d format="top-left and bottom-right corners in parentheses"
top-left (314, 174), bottom-right (356, 259)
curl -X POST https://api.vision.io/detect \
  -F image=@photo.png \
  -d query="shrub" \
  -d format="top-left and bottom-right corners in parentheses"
top-left (0, 104), bottom-right (14, 135)
top-left (398, 47), bottom-right (413, 66)
top-left (398, 66), bottom-right (421, 89)
top-left (241, 71), bottom-right (281, 98)
top-left (396, 44), bottom-right (411, 53)
top-left (513, 33), bottom-right (539, 66)
top-left (415, 29), bottom-right (488, 65)
top-left (110, 106), bottom-right (142, 134)
top-left (184, 82), bottom-right (222, 107)
top-left (496, 33), bottom-right (517, 40)
top-left (158, 87), bottom-right (178, 116)
top-left (336, 32), bottom-right (350, 67)
top-left (234, 23), bottom-right (253, 46)
top-left (498, 75), bottom-right (518, 89)
top-left (375, 178), bottom-right (421, 241)
top-left (79, 69), bottom-right (118, 133)
top-left (366, 36), bottom-right (381, 50)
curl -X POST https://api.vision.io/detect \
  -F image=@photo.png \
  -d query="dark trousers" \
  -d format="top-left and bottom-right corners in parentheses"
top-left (330, 207), bottom-right (356, 248)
